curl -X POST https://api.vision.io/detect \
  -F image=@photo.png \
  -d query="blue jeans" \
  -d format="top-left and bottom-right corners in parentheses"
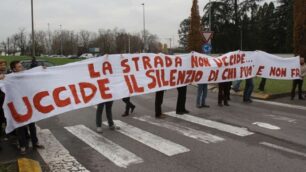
top-left (243, 79), bottom-right (254, 101)
top-left (232, 80), bottom-right (242, 91)
top-left (196, 84), bottom-right (208, 106)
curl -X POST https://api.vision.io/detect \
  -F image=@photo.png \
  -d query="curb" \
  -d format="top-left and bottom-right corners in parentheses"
top-left (18, 158), bottom-right (42, 172)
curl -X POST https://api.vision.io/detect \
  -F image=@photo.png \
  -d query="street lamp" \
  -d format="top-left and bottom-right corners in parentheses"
top-left (31, 0), bottom-right (35, 57)
top-left (141, 3), bottom-right (146, 52)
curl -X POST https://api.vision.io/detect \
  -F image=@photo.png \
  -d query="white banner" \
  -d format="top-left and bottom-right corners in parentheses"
top-left (0, 51), bottom-right (301, 133)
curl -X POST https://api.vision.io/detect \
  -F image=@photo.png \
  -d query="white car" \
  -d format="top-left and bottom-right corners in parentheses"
top-left (80, 53), bottom-right (94, 59)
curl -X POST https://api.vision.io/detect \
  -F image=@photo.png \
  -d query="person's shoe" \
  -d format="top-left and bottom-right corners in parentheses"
top-left (299, 97), bottom-right (305, 100)
top-left (96, 127), bottom-right (103, 133)
top-left (224, 103), bottom-right (230, 106)
top-left (109, 125), bottom-right (120, 130)
top-left (202, 104), bottom-right (210, 108)
top-left (176, 111), bottom-right (185, 115)
top-left (244, 99), bottom-right (252, 103)
top-left (33, 143), bottom-right (45, 149)
top-left (20, 147), bottom-right (27, 155)
top-left (196, 105), bottom-right (202, 108)
top-left (218, 103), bottom-right (223, 107)
top-left (156, 114), bottom-right (166, 119)
top-left (130, 106), bottom-right (136, 114)
top-left (122, 112), bottom-right (129, 117)
top-left (184, 110), bottom-right (190, 113)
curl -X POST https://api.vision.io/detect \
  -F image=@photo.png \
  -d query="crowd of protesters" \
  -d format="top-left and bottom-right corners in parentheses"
top-left (0, 56), bottom-right (305, 154)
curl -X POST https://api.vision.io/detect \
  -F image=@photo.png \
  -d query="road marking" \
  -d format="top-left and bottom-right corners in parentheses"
top-left (65, 125), bottom-right (143, 168)
top-left (265, 114), bottom-right (296, 123)
top-left (165, 111), bottom-right (254, 137)
top-left (133, 116), bottom-right (224, 144)
top-left (252, 122), bottom-right (280, 130)
top-left (253, 99), bottom-right (306, 111)
top-left (260, 142), bottom-right (306, 158)
top-left (37, 129), bottom-right (90, 172)
top-left (104, 120), bottom-right (190, 156)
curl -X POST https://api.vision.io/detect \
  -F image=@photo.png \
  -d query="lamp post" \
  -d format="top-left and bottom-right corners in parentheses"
top-left (59, 24), bottom-right (63, 56)
top-left (141, 3), bottom-right (146, 52)
top-left (31, 0), bottom-right (35, 57)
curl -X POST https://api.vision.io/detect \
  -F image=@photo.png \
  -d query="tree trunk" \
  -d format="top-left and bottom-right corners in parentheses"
top-left (293, 0), bottom-right (306, 57)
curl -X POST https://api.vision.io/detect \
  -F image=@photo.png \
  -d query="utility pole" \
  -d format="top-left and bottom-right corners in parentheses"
top-left (31, 0), bottom-right (35, 57)
top-left (48, 23), bottom-right (51, 55)
top-left (141, 3), bottom-right (146, 52)
top-left (59, 24), bottom-right (63, 56)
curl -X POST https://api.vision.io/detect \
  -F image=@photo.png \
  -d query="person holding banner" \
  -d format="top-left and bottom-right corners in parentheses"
top-left (0, 59), bottom-right (7, 151)
top-left (121, 97), bottom-right (136, 117)
top-left (155, 91), bottom-right (166, 119)
top-left (10, 61), bottom-right (44, 154)
top-left (291, 57), bottom-right (306, 100)
top-left (96, 101), bottom-right (120, 133)
top-left (196, 84), bottom-right (210, 108)
top-left (176, 86), bottom-right (189, 114)
top-left (243, 78), bottom-right (254, 103)
top-left (218, 82), bottom-right (231, 106)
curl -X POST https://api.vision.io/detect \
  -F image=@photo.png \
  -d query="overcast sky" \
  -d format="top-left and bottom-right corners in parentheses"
top-left (0, 0), bottom-right (272, 47)
top-left (0, 0), bottom-right (213, 44)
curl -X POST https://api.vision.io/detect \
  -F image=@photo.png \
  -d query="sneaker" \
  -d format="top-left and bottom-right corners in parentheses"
top-left (20, 147), bottom-right (27, 155)
top-left (96, 127), bottom-right (103, 133)
top-left (109, 125), bottom-right (120, 130)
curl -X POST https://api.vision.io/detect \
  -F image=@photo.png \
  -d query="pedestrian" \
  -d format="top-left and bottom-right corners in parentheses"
top-left (218, 82), bottom-right (231, 106)
top-left (291, 57), bottom-right (306, 100)
top-left (10, 61), bottom-right (44, 154)
top-left (96, 101), bottom-right (120, 133)
top-left (176, 86), bottom-right (189, 114)
top-left (121, 97), bottom-right (136, 117)
top-left (155, 91), bottom-right (166, 119)
top-left (243, 78), bottom-right (254, 103)
top-left (232, 80), bottom-right (242, 92)
top-left (196, 84), bottom-right (210, 108)
top-left (258, 78), bottom-right (267, 92)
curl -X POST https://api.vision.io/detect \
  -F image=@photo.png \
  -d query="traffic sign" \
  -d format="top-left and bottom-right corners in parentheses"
top-left (202, 43), bottom-right (212, 54)
top-left (202, 31), bottom-right (214, 43)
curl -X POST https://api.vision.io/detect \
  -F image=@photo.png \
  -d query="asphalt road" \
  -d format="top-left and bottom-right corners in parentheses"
top-left (1, 85), bottom-right (306, 172)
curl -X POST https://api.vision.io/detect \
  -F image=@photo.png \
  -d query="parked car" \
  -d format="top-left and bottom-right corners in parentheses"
top-left (67, 55), bottom-right (79, 59)
top-left (80, 53), bottom-right (94, 59)
top-left (21, 60), bottom-right (55, 70)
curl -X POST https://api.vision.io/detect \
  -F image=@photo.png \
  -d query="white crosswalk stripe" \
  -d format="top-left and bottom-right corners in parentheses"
top-left (37, 129), bottom-right (90, 172)
top-left (165, 111), bottom-right (254, 137)
top-left (133, 116), bottom-right (225, 144)
top-left (103, 120), bottom-right (190, 156)
top-left (65, 125), bottom-right (143, 168)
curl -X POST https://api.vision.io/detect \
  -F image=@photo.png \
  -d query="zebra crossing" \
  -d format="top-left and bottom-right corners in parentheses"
top-left (36, 111), bottom-right (255, 171)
